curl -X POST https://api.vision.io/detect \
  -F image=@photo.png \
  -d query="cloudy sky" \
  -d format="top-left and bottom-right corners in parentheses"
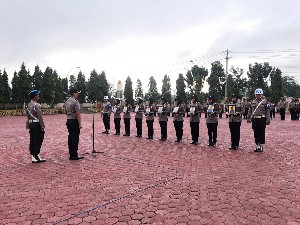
top-left (1, 0), bottom-right (300, 93)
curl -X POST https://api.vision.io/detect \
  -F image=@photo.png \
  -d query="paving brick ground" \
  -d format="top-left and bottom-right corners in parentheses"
top-left (1, 113), bottom-right (300, 225)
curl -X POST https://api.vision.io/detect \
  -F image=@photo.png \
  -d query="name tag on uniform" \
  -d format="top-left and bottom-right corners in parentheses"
top-left (207, 105), bottom-right (214, 113)
top-left (173, 107), bottom-right (179, 113)
top-left (123, 107), bottom-right (127, 113)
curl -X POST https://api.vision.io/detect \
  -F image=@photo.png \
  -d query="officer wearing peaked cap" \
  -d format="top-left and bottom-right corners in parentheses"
top-left (247, 88), bottom-right (270, 152)
top-left (65, 88), bottom-right (84, 160)
top-left (228, 93), bottom-right (244, 150)
top-left (173, 97), bottom-right (185, 142)
top-left (113, 98), bottom-right (122, 135)
top-left (278, 97), bottom-right (287, 120)
top-left (206, 96), bottom-right (221, 146)
top-left (27, 90), bottom-right (46, 163)
top-left (135, 97), bottom-right (145, 138)
top-left (189, 95), bottom-right (202, 145)
top-left (158, 97), bottom-right (170, 141)
top-left (102, 96), bottom-right (112, 134)
top-left (123, 99), bottom-right (132, 136)
top-left (145, 98), bottom-right (156, 139)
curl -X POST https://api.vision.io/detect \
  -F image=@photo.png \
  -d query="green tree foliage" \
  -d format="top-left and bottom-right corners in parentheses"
top-left (2, 69), bottom-right (11, 103)
top-left (41, 67), bottom-right (56, 103)
top-left (99, 71), bottom-right (109, 99)
top-left (226, 67), bottom-right (247, 99)
top-left (247, 62), bottom-right (272, 98)
top-left (176, 73), bottom-right (187, 103)
top-left (207, 61), bottom-right (226, 101)
top-left (69, 74), bottom-right (76, 89)
top-left (161, 75), bottom-right (172, 103)
top-left (54, 77), bottom-right (65, 103)
top-left (61, 78), bottom-right (68, 99)
top-left (124, 76), bottom-right (134, 106)
top-left (282, 76), bottom-right (300, 98)
top-left (32, 65), bottom-right (43, 91)
top-left (135, 79), bottom-right (143, 99)
top-left (75, 71), bottom-right (87, 103)
top-left (86, 69), bottom-right (102, 102)
top-left (269, 68), bottom-right (283, 103)
top-left (185, 70), bottom-right (194, 94)
top-left (192, 65), bottom-right (208, 100)
top-left (11, 71), bottom-right (18, 103)
top-left (147, 76), bottom-right (160, 102)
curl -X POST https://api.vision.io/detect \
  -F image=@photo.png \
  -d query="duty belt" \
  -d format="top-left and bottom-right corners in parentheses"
top-left (29, 119), bottom-right (39, 123)
top-left (252, 115), bottom-right (265, 119)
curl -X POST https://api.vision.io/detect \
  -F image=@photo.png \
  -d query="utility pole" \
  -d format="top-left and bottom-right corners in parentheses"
top-left (225, 49), bottom-right (229, 101)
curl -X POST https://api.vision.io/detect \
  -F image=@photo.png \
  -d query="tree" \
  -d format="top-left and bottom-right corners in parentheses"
top-left (269, 68), bottom-right (283, 103)
top-left (124, 76), bottom-right (134, 106)
top-left (54, 77), bottom-right (65, 103)
top-left (61, 78), bottom-right (68, 99)
top-left (32, 65), bottom-right (43, 91)
top-left (75, 71), bottom-right (87, 103)
top-left (207, 61), bottom-right (226, 101)
top-left (282, 76), bottom-right (300, 98)
top-left (86, 69), bottom-right (102, 102)
top-left (12, 63), bottom-right (32, 104)
top-left (192, 65), bottom-right (208, 101)
top-left (226, 67), bottom-right (247, 99)
top-left (147, 76), bottom-right (160, 102)
top-left (99, 71), bottom-right (109, 99)
top-left (41, 67), bottom-right (56, 104)
top-left (135, 79), bottom-right (143, 99)
top-left (69, 74), bottom-right (76, 89)
top-left (11, 71), bottom-right (19, 103)
top-left (176, 73), bottom-right (187, 102)
top-left (247, 62), bottom-right (272, 98)
top-left (161, 75), bottom-right (172, 103)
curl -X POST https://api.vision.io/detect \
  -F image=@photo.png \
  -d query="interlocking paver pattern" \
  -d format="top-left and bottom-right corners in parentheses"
top-left (1, 113), bottom-right (300, 225)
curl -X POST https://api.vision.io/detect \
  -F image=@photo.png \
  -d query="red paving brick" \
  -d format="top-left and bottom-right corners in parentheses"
top-left (1, 113), bottom-right (300, 224)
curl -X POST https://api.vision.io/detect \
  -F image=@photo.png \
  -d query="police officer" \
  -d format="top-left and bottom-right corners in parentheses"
top-left (269, 101), bottom-right (275, 119)
top-left (145, 98), bottom-right (156, 139)
top-left (228, 94), bottom-right (244, 150)
top-left (158, 97), bottom-right (169, 141)
top-left (65, 88), bottom-right (84, 160)
top-left (247, 88), bottom-right (270, 152)
top-left (173, 97), bottom-right (185, 142)
top-left (289, 98), bottom-right (297, 120)
top-left (123, 99), bottom-right (132, 136)
top-left (278, 97), bottom-right (287, 120)
top-left (190, 95), bottom-right (202, 145)
top-left (135, 97), bottom-right (144, 138)
top-left (206, 96), bottom-right (220, 146)
top-left (295, 98), bottom-right (300, 120)
top-left (113, 98), bottom-right (122, 135)
top-left (102, 96), bottom-right (112, 134)
top-left (27, 90), bottom-right (46, 163)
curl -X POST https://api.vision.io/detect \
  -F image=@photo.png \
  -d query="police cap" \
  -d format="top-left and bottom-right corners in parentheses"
top-left (69, 88), bottom-right (81, 96)
top-left (29, 90), bottom-right (40, 99)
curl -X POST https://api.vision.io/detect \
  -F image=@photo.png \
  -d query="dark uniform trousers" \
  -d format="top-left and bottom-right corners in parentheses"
top-left (229, 122), bottom-right (241, 147)
top-left (280, 108), bottom-right (285, 120)
top-left (270, 110), bottom-right (275, 119)
top-left (29, 122), bottom-right (44, 156)
top-left (251, 118), bottom-right (266, 144)
top-left (174, 121), bottom-right (183, 141)
top-left (290, 109), bottom-right (296, 120)
top-left (146, 120), bottom-right (154, 137)
top-left (66, 119), bottom-right (80, 158)
top-left (243, 108), bottom-right (249, 119)
top-left (207, 123), bottom-right (218, 144)
top-left (124, 118), bottom-right (131, 135)
top-left (135, 118), bottom-right (142, 136)
top-left (103, 113), bottom-right (110, 130)
top-left (159, 121), bottom-right (168, 139)
top-left (114, 118), bottom-right (121, 134)
top-left (190, 122), bottom-right (199, 142)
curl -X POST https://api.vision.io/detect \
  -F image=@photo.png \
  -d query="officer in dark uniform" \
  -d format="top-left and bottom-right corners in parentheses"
top-left (278, 97), bottom-right (287, 120)
top-left (65, 88), bottom-right (84, 160)
top-left (102, 96), bottom-right (112, 134)
top-left (189, 95), bottom-right (202, 145)
top-left (173, 97), bottom-right (185, 142)
top-left (145, 98), bottom-right (156, 139)
top-left (247, 88), bottom-right (270, 152)
top-left (158, 97), bottom-right (169, 141)
top-left (206, 96), bottom-right (220, 146)
top-left (135, 97), bottom-right (145, 138)
top-left (123, 99), bottom-right (132, 136)
top-left (27, 90), bottom-right (46, 163)
top-left (113, 98), bottom-right (122, 135)
top-left (228, 94), bottom-right (244, 150)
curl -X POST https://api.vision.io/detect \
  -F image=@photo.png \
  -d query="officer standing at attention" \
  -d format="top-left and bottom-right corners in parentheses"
top-left (173, 97), bottom-right (185, 143)
top-left (278, 97), bottom-right (287, 120)
top-left (27, 90), bottom-right (46, 163)
top-left (228, 94), bottom-right (244, 150)
top-left (145, 98), bottom-right (156, 139)
top-left (102, 96), bottom-right (112, 134)
top-left (123, 99), bottom-right (132, 136)
top-left (158, 97), bottom-right (169, 141)
top-left (247, 88), bottom-right (270, 152)
top-left (206, 96), bottom-right (220, 147)
top-left (135, 97), bottom-right (145, 138)
top-left (65, 88), bottom-right (84, 160)
top-left (113, 98), bottom-right (122, 135)
top-left (189, 95), bottom-right (202, 145)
